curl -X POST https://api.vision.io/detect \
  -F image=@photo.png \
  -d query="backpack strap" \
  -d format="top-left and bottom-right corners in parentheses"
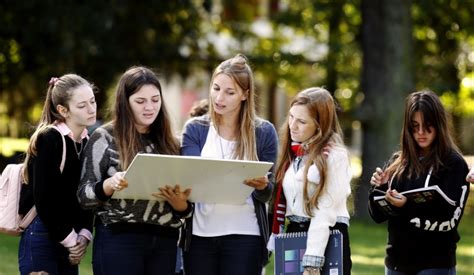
top-left (49, 125), bottom-right (67, 172)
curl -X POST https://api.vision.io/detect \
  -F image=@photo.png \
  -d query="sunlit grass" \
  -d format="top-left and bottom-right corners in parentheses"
top-left (351, 254), bottom-right (385, 267)
top-left (1, 212), bottom-right (472, 275)
top-left (0, 137), bottom-right (29, 157)
top-left (458, 245), bottom-right (474, 257)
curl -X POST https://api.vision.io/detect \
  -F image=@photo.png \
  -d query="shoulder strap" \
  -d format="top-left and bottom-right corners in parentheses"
top-left (49, 125), bottom-right (67, 172)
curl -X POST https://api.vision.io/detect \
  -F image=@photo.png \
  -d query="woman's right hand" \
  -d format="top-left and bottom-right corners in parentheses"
top-left (103, 171), bottom-right (128, 196)
top-left (370, 167), bottom-right (389, 187)
top-left (152, 184), bottom-right (191, 212)
top-left (303, 267), bottom-right (321, 275)
top-left (68, 235), bottom-right (89, 265)
top-left (466, 166), bottom-right (474, 183)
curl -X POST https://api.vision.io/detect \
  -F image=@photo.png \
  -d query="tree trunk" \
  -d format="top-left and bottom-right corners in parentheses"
top-left (326, 0), bottom-right (343, 95)
top-left (354, 0), bottom-right (415, 218)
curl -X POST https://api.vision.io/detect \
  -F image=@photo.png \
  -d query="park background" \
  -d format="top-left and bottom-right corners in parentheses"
top-left (0, 0), bottom-right (473, 274)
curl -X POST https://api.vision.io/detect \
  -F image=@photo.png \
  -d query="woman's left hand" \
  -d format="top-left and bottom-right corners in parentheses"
top-left (152, 184), bottom-right (191, 212)
top-left (244, 176), bottom-right (269, 190)
top-left (385, 189), bottom-right (407, 207)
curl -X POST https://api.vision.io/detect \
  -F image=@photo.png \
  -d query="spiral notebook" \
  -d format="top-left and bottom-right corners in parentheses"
top-left (274, 230), bottom-right (343, 275)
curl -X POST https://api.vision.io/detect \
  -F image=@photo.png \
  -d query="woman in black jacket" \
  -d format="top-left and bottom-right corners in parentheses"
top-left (368, 90), bottom-right (469, 275)
top-left (19, 74), bottom-right (97, 275)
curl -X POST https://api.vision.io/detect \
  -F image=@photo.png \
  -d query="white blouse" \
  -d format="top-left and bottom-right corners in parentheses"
top-left (192, 125), bottom-right (260, 237)
top-left (282, 145), bottom-right (352, 257)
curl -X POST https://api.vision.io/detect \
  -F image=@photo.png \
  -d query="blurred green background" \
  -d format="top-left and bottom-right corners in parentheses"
top-left (1, 0), bottom-right (473, 273)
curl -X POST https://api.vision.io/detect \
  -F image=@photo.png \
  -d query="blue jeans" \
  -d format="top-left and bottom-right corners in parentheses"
top-left (183, 234), bottom-right (263, 275)
top-left (385, 266), bottom-right (456, 275)
top-left (18, 216), bottom-right (78, 275)
top-left (175, 248), bottom-right (183, 273)
top-left (93, 223), bottom-right (178, 275)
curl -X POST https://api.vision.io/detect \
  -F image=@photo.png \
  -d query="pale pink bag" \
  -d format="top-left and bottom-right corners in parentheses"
top-left (0, 126), bottom-right (66, 236)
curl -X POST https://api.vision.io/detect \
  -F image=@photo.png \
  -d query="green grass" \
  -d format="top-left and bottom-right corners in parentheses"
top-left (0, 235), bottom-right (93, 275)
top-left (1, 202), bottom-right (472, 274)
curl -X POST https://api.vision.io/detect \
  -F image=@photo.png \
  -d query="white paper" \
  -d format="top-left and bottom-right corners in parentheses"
top-left (112, 153), bottom-right (273, 205)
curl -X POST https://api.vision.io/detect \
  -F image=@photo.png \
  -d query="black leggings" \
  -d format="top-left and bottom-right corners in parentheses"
top-left (287, 221), bottom-right (352, 275)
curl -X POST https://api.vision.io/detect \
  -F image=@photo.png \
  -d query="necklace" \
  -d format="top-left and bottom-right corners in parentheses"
top-left (74, 141), bottom-right (83, 158)
top-left (216, 126), bottom-right (234, 160)
top-left (217, 128), bottom-right (226, 159)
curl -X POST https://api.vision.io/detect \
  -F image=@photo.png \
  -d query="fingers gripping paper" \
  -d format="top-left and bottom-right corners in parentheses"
top-left (113, 154), bottom-right (273, 205)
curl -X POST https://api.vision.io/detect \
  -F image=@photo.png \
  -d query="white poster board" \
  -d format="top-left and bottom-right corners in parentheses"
top-left (112, 154), bottom-right (273, 205)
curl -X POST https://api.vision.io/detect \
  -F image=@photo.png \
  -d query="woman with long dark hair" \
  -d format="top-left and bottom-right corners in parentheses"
top-left (78, 66), bottom-right (192, 275)
top-left (369, 90), bottom-right (470, 274)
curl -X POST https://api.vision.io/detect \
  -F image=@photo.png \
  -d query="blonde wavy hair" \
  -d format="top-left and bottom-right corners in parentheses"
top-left (208, 54), bottom-right (258, 161)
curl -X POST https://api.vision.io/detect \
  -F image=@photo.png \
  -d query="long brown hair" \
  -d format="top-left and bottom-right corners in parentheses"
top-left (23, 74), bottom-right (94, 182)
top-left (208, 54), bottom-right (258, 160)
top-left (113, 66), bottom-right (179, 169)
top-left (385, 90), bottom-right (461, 179)
top-left (275, 87), bottom-right (345, 215)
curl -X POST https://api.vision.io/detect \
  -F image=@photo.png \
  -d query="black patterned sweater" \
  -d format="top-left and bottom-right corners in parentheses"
top-left (77, 124), bottom-right (193, 237)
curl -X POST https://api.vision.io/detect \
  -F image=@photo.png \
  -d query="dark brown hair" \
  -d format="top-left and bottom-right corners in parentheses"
top-left (386, 90), bottom-right (461, 179)
top-left (113, 66), bottom-right (179, 169)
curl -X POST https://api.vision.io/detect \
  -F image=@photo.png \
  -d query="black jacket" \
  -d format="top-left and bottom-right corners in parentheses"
top-left (368, 151), bottom-right (469, 272)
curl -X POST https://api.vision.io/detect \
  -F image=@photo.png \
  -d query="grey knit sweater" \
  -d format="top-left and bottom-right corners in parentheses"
top-left (77, 124), bottom-right (192, 229)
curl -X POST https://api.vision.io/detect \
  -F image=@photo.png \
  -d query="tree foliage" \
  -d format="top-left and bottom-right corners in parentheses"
top-left (2, 0), bottom-right (471, 137)
top-left (0, 0), bottom-right (204, 136)
top-left (0, 0), bottom-right (472, 214)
